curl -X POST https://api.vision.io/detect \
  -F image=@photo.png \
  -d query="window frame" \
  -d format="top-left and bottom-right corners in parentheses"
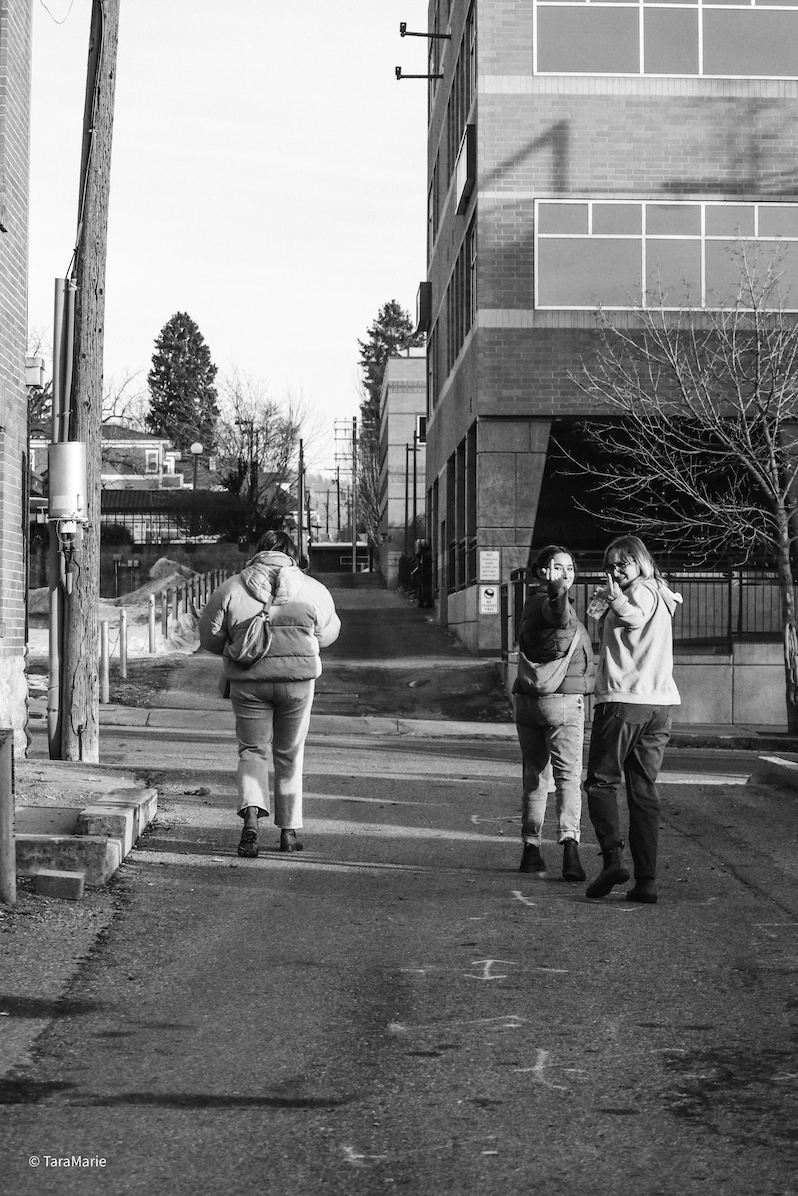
top-left (534, 199), bottom-right (798, 311)
top-left (533, 0), bottom-right (798, 79)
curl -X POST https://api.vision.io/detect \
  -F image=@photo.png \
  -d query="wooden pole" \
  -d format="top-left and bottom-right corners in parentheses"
top-left (0, 730), bottom-right (15, 907)
top-left (60, 0), bottom-right (121, 761)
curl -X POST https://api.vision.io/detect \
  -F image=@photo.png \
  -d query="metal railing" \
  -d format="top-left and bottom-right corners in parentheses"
top-left (500, 567), bottom-right (788, 659)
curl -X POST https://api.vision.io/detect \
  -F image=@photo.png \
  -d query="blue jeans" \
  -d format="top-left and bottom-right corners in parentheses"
top-left (229, 679), bottom-right (315, 829)
top-left (585, 702), bottom-right (672, 879)
top-left (513, 693), bottom-right (585, 845)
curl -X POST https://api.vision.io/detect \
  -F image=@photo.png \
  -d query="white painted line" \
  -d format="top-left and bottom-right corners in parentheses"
top-left (658, 771), bottom-right (749, 785)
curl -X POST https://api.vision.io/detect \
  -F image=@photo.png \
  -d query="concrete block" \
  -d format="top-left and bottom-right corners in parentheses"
top-left (33, 869), bottom-right (85, 901)
top-left (76, 805), bottom-right (135, 856)
top-left (748, 755), bottom-right (798, 791)
top-left (16, 833), bottom-right (122, 887)
top-left (95, 788), bottom-right (158, 839)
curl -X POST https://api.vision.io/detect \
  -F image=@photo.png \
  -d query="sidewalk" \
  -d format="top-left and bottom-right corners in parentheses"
top-left (26, 695), bottom-right (798, 753)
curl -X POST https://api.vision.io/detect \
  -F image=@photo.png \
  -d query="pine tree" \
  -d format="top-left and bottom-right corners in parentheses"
top-left (357, 300), bottom-right (420, 427)
top-left (146, 312), bottom-right (219, 452)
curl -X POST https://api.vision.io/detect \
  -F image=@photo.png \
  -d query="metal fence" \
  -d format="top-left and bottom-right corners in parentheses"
top-left (500, 567), bottom-right (787, 658)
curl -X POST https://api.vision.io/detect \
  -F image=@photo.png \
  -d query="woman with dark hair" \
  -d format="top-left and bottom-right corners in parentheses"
top-left (199, 529), bottom-right (340, 857)
top-left (512, 544), bottom-right (594, 879)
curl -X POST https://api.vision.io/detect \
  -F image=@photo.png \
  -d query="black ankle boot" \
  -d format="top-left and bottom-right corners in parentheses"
top-left (626, 878), bottom-right (658, 904)
top-left (562, 839), bottom-right (586, 881)
top-left (585, 846), bottom-right (630, 898)
top-left (280, 830), bottom-right (304, 853)
top-left (519, 844), bottom-right (546, 873)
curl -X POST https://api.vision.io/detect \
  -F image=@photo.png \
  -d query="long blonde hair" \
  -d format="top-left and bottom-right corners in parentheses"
top-left (603, 535), bottom-right (664, 585)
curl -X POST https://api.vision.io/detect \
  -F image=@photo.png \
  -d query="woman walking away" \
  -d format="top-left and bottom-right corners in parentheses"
top-left (584, 535), bottom-right (681, 904)
top-left (199, 530), bottom-right (340, 857)
top-left (512, 545), bottom-right (594, 879)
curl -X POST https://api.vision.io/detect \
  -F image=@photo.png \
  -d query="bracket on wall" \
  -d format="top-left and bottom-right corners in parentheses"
top-left (399, 22), bottom-right (451, 39)
top-left (396, 66), bottom-right (444, 80)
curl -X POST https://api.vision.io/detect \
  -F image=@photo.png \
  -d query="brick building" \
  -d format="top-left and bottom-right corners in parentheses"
top-left (423, 0), bottom-right (798, 654)
top-left (0, 0), bottom-right (32, 753)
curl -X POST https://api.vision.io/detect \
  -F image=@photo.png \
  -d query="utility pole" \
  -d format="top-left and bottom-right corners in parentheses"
top-left (297, 438), bottom-right (305, 563)
top-left (351, 416), bottom-right (358, 573)
top-left (59, 0), bottom-right (121, 762)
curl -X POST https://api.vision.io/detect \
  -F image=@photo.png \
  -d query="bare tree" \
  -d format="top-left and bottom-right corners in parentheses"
top-left (570, 247), bottom-right (798, 731)
top-left (102, 371), bottom-right (148, 429)
top-left (215, 371), bottom-right (316, 527)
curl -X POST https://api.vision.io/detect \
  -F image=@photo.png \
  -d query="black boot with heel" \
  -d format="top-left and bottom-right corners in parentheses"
top-left (585, 846), bottom-right (630, 898)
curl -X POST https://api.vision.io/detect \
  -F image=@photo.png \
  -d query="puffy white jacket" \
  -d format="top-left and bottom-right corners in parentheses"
top-left (595, 577), bottom-right (681, 706)
top-left (198, 551), bottom-right (340, 682)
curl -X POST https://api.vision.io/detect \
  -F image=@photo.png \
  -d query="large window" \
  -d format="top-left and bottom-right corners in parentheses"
top-left (446, 216), bottom-right (477, 372)
top-left (535, 0), bottom-right (798, 77)
top-left (535, 200), bottom-right (798, 309)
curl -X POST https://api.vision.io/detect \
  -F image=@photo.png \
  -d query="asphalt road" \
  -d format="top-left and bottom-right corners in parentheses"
top-left (1, 725), bottom-right (797, 1196)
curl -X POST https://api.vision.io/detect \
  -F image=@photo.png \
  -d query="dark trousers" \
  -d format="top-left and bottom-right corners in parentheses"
top-left (585, 702), bottom-right (672, 880)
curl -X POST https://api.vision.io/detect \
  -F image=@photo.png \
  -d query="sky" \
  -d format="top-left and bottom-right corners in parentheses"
top-left (28, 0), bottom-right (430, 471)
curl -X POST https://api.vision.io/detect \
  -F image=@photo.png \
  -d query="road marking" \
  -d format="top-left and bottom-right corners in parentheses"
top-left (467, 959), bottom-right (517, 981)
top-left (514, 1048), bottom-right (568, 1090)
top-left (388, 1014), bottom-right (525, 1034)
top-left (342, 1146), bottom-right (388, 1167)
top-left (658, 771), bottom-right (749, 785)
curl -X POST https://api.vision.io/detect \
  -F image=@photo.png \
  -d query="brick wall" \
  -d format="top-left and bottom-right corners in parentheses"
top-left (0, 0), bottom-right (32, 752)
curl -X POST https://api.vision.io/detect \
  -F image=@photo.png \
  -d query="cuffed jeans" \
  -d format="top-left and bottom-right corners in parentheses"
top-left (229, 679), bottom-right (315, 829)
top-left (585, 702), bottom-right (672, 880)
top-left (513, 692), bottom-right (585, 845)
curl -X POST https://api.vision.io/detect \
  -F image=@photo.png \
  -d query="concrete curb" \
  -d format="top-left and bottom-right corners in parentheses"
top-left (15, 788), bottom-right (158, 889)
top-left (747, 755), bottom-right (798, 790)
top-left (28, 696), bottom-right (798, 750)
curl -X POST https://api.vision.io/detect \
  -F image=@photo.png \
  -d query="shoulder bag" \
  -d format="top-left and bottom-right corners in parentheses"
top-left (516, 621), bottom-right (590, 697)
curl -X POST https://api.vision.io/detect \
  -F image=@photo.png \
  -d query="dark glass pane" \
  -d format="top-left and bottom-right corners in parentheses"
top-left (537, 238), bottom-right (642, 307)
top-left (645, 239), bottom-right (702, 306)
top-left (705, 204), bottom-right (755, 237)
top-left (647, 203), bottom-right (701, 235)
top-left (644, 9), bottom-right (699, 73)
top-left (592, 203), bottom-right (642, 234)
top-left (758, 205), bottom-right (798, 237)
top-left (537, 202), bottom-right (589, 234)
top-left (704, 11), bottom-right (798, 76)
top-left (537, 9), bottom-right (639, 73)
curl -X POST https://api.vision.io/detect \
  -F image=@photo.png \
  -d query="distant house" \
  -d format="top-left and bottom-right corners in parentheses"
top-left (30, 422), bottom-right (241, 545)
top-left (99, 424), bottom-right (182, 490)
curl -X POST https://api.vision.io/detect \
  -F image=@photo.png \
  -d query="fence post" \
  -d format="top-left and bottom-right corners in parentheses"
top-left (161, 591), bottom-right (169, 640)
top-left (100, 621), bottom-right (110, 704)
top-left (171, 586), bottom-right (179, 623)
top-left (0, 728), bottom-right (15, 908)
top-left (148, 594), bottom-right (156, 653)
top-left (119, 608), bottom-right (127, 680)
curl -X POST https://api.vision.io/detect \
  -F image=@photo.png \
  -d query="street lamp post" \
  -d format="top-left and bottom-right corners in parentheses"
top-left (190, 441), bottom-right (203, 537)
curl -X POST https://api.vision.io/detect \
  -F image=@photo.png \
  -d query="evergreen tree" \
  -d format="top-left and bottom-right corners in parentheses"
top-left (146, 312), bottom-right (219, 452)
top-left (357, 300), bottom-right (420, 428)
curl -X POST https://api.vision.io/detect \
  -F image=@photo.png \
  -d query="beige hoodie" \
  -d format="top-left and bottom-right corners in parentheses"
top-left (594, 577), bottom-right (682, 706)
